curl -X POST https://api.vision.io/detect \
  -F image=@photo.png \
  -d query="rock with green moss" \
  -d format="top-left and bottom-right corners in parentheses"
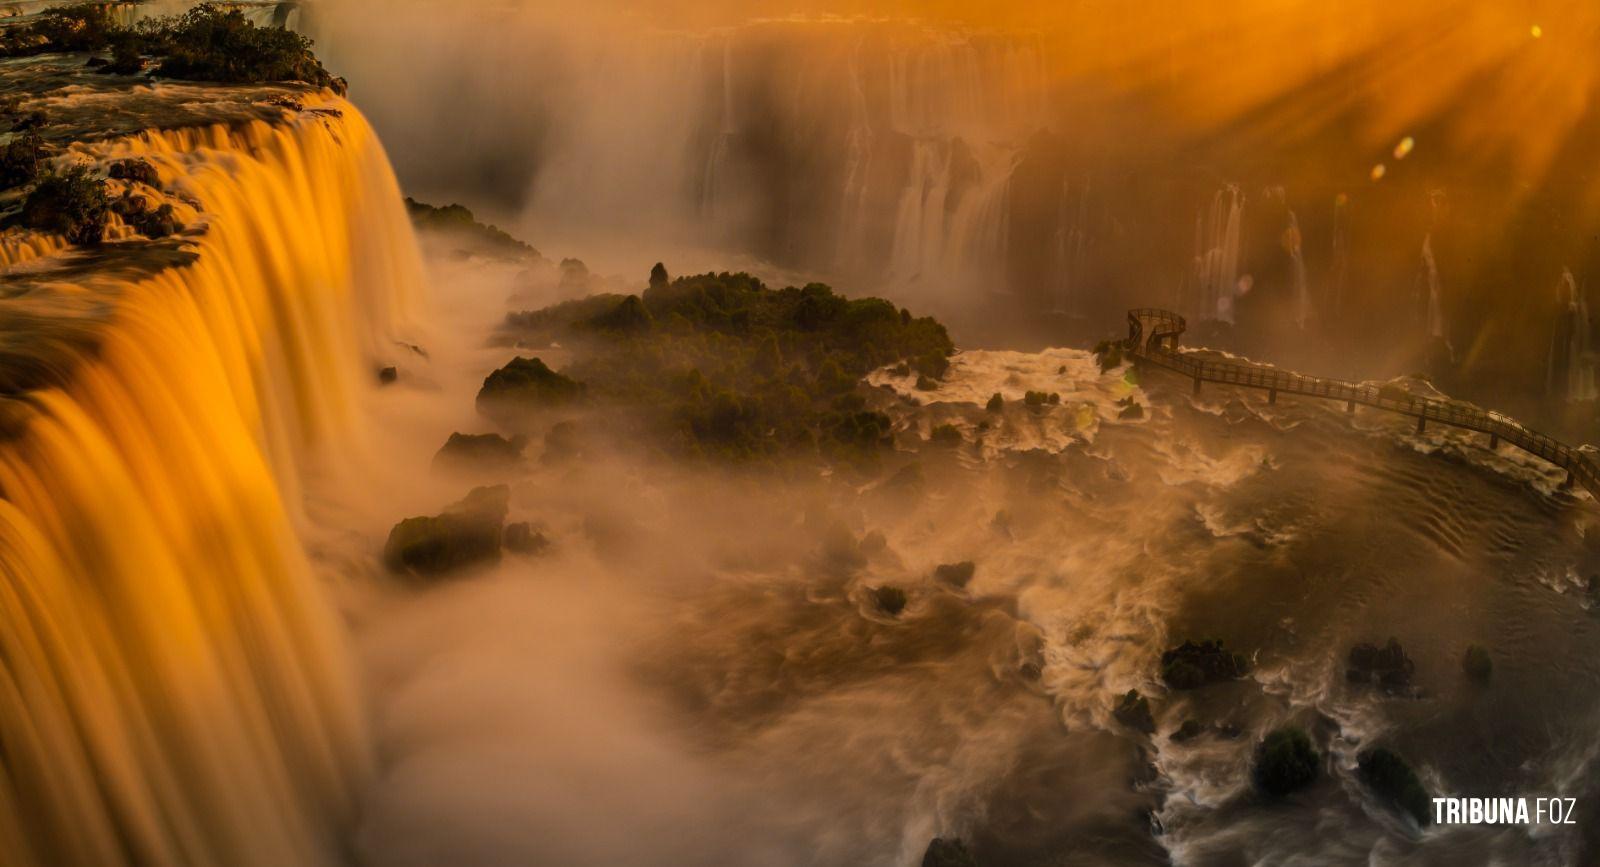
top-left (383, 485), bottom-right (510, 577)
top-left (1357, 747), bottom-right (1431, 826)
top-left (1252, 726), bottom-right (1319, 797)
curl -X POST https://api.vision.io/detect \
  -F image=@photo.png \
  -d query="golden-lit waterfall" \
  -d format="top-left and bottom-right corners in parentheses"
top-left (0, 95), bottom-right (423, 866)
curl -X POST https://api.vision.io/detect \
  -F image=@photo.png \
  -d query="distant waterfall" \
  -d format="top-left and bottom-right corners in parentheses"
top-left (1193, 185), bottom-right (1244, 322)
top-left (1549, 268), bottom-right (1598, 402)
top-left (1284, 208), bottom-right (1311, 328)
top-left (0, 96), bottom-right (422, 866)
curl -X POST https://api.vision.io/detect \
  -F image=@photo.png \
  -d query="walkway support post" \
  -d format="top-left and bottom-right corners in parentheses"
top-left (1489, 433), bottom-right (1499, 449)
top-left (1268, 389), bottom-right (1277, 405)
top-left (1346, 400), bottom-right (1355, 413)
top-left (1193, 376), bottom-right (1201, 396)
top-left (1416, 416), bottom-right (1427, 434)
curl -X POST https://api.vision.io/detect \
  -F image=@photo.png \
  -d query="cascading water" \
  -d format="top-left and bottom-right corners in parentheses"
top-left (0, 95), bottom-right (423, 867)
top-left (1416, 189), bottom-right (1451, 356)
top-left (1548, 268), bottom-right (1597, 402)
top-left (1192, 185), bottom-right (1243, 323)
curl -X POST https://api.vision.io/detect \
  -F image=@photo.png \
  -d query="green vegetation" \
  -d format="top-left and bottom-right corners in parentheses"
top-left (1161, 639), bottom-right (1250, 690)
top-left (383, 485), bottom-right (510, 577)
top-left (0, 3), bottom-right (344, 93)
top-left (476, 357), bottom-right (585, 424)
top-left (1462, 644), bottom-right (1492, 683)
top-left (22, 165), bottom-right (108, 245)
top-left (921, 838), bottom-right (977, 867)
top-left (404, 197), bottom-right (538, 258)
top-left (501, 272), bottom-right (953, 467)
top-left (1253, 726), bottom-right (1319, 797)
top-left (1357, 747), bottom-right (1431, 826)
top-left (873, 585), bottom-right (908, 616)
top-left (0, 132), bottom-right (42, 190)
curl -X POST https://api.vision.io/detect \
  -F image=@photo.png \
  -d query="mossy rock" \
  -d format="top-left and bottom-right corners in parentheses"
top-left (433, 432), bottom-right (526, 473)
top-left (1357, 747), bottom-right (1431, 826)
top-left (477, 357), bottom-right (585, 421)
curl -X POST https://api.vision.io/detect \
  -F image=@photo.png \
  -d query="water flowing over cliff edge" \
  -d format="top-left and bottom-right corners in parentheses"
top-left (0, 89), bottom-right (423, 866)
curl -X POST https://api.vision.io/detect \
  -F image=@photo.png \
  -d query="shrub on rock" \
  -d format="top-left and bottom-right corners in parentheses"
top-left (383, 485), bottom-right (510, 577)
top-left (1253, 726), bottom-right (1319, 797)
top-left (22, 165), bottom-right (108, 245)
top-left (1357, 747), bottom-right (1431, 826)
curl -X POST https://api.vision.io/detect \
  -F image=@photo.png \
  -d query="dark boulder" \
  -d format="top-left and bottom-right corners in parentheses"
top-left (504, 521), bottom-right (550, 555)
top-left (922, 838), bottom-right (977, 867)
top-left (873, 585), bottom-right (908, 616)
top-left (1113, 689), bottom-right (1156, 734)
top-left (107, 157), bottom-right (159, 186)
top-left (1170, 719), bottom-right (1206, 742)
top-left (1462, 645), bottom-right (1491, 683)
top-left (377, 366), bottom-right (398, 384)
top-left (985, 392), bottom-right (1003, 413)
top-left (1160, 639), bottom-right (1250, 690)
top-left (433, 432), bottom-right (526, 473)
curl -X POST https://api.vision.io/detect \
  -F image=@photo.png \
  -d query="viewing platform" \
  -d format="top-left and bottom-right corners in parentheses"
top-left (1123, 308), bottom-right (1600, 499)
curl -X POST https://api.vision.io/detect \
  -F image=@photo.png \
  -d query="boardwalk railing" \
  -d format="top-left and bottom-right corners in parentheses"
top-left (1123, 308), bottom-right (1600, 498)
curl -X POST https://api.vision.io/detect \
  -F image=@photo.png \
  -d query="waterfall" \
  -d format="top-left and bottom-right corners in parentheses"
top-left (1283, 206), bottom-right (1311, 329)
top-left (0, 95), bottom-right (423, 866)
top-left (1193, 185), bottom-right (1243, 323)
top-left (1549, 268), bottom-right (1598, 402)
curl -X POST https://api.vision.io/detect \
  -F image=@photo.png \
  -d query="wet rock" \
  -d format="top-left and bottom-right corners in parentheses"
top-left (933, 561), bottom-right (976, 588)
top-left (873, 585), bottom-right (908, 616)
top-left (433, 432), bottom-right (525, 473)
top-left (929, 423), bottom-right (962, 446)
top-left (1113, 690), bottom-right (1156, 735)
top-left (1252, 726), bottom-right (1319, 797)
top-left (504, 521), bottom-right (550, 555)
top-left (985, 392), bottom-right (1003, 412)
top-left (922, 838), bottom-right (977, 867)
top-left (108, 158), bottom-right (159, 187)
top-left (383, 485), bottom-right (510, 577)
top-left (1357, 747), bottom-right (1431, 826)
top-left (1117, 396), bottom-right (1144, 419)
top-left (377, 366), bottom-right (398, 384)
top-left (1160, 639), bottom-right (1250, 690)
top-left (916, 374), bottom-right (938, 391)
top-left (1462, 644), bottom-right (1492, 683)
top-left (1347, 638), bottom-right (1414, 691)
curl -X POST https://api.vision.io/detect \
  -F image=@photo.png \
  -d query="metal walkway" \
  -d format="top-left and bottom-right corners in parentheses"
top-left (1123, 308), bottom-right (1600, 499)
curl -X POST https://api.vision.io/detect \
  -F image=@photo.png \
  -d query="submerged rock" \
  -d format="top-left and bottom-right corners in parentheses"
top-left (382, 485), bottom-right (510, 578)
top-left (1462, 644), bottom-right (1492, 683)
top-left (922, 838), bottom-right (977, 867)
top-left (1170, 719), bottom-right (1206, 742)
top-left (1347, 638), bottom-right (1414, 691)
top-left (1358, 747), bottom-right (1431, 826)
top-left (1160, 639), bottom-right (1250, 690)
top-left (933, 561), bottom-right (976, 588)
top-left (1252, 726), bottom-right (1319, 797)
top-left (1113, 689), bottom-right (1156, 734)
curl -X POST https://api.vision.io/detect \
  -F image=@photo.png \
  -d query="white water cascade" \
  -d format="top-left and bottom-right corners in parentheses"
top-left (0, 95), bottom-right (424, 867)
top-left (1549, 268), bottom-right (1598, 403)
top-left (1192, 184), bottom-right (1244, 323)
